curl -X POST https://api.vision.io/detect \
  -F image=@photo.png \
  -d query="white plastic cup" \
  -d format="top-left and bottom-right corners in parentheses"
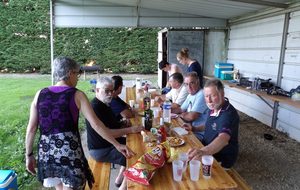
top-left (129, 100), bottom-right (135, 108)
top-left (179, 152), bottom-right (189, 172)
top-left (202, 155), bottom-right (214, 179)
top-left (151, 99), bottom-right (155, 107)
top-left (172, 160), bottom-right (184, 181)
top-left (153, 109), bottom-right (159, 118)
top-left (189, 160), bottom-right (201, 181)
top-left (134, 103), bottom-right (139, 109)
top-left (141, 117), bottom-right (145, 128)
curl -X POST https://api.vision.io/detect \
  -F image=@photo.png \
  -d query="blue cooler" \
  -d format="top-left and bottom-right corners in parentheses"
top-left (220, 71), bottom-right (234, 80)
top-left (0, 170), bottom-right (17, 190)
top-left (214, 63), bottom-right (234, 78)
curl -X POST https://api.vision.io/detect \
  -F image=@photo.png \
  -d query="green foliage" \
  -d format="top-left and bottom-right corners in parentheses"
top-left (0, 1), bottom-right (159, 74)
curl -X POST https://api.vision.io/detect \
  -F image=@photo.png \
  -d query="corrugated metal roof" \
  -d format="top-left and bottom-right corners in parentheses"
top-left (53, 0), bottom-right (295, 28)
top-left (94, 0), bottom-right (291, 19)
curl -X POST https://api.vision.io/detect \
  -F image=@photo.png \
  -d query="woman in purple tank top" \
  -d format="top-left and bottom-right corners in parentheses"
top-left (25, 57), bottom-right (135, 190)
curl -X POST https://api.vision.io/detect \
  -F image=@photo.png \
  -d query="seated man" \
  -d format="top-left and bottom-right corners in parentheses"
top-left (172, 72), bottom-right (208, 140)
top-left (188, 79), bottom-right (239, 169)
top-left (159, 60), bottom-right (182, 94)
top-left (110, 75), bottom-right (135, 124)
top-left (155, 72), bottom-right (188, 109)
top-left (85, 77), bottom-right (143, 189)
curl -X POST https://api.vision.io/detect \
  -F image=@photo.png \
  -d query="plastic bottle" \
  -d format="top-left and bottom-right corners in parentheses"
top-left (163, 99), bottom-right (171, 123)
top-left (143, 90), bottom-right (151, 111)
top-left (144, 109), bottom-right (153, 131)
top-left (158, 117), bottom-right (167, 142)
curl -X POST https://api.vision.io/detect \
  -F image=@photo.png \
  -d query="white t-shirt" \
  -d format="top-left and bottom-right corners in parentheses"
top-left (166, 84), bottom-right (188, 105)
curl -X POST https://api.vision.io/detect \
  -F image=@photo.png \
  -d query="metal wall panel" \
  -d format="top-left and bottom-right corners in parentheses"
top-left (227, 16), bottom-right (284, 127)
top-left (227, 11), bottom-right (300, 141)
top-left (276, 10), bottom-right (300, 141)
top-left (204, 31), bottom-right (227, 76)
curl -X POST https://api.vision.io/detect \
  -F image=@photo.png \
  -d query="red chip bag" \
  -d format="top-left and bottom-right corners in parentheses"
top-left (123, 142), bottom-right (170, 185)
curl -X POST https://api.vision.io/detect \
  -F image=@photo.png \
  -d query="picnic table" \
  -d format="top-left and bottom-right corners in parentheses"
top-left (125, 87), bottom-right (238, 190)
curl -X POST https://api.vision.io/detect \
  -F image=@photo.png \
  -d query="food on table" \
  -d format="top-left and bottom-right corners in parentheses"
top-left (167, 137), bottom-right (185, 147)
top-left (123, 142), bottom-right (170, 185)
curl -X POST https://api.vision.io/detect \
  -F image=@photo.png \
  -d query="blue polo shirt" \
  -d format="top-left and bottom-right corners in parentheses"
top-left (109, 96), bottom-right (128, 121)
top-left (203, 98), bottom-right (239, 168)
top-left (181, 89), bottom-right (208, 140)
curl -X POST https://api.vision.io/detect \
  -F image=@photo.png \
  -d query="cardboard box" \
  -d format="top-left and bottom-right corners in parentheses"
top-left (221, 71), bottom-right (234, 80)
top-left (0, 170), bottom-right (17, 190)
top-left (214, 63), bottom-right (233, 78)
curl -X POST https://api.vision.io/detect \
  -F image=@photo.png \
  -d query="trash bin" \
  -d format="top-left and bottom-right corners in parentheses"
top-left (0, 170), bottom-right (18, 190)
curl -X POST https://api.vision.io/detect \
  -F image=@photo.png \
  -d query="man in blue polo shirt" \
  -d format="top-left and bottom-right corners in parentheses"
top-left (110, 75), bottom-right (135, 125)
top-left (188, 79), bottom-right (239, 168)
top-left (172, 72), bottom-right (208, 140)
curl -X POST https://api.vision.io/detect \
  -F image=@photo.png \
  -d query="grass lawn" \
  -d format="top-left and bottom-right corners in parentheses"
top-left (0, 74), bottom-right (157, 189)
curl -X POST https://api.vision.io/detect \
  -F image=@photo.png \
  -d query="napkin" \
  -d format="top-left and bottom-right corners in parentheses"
top-left (172, 127), bottom-right (188, 136)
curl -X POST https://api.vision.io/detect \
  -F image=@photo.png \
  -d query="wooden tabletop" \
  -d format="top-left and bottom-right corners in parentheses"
top-left (125, 87), bottom-right (237, 190)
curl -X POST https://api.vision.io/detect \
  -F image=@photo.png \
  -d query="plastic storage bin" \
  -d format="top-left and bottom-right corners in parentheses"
top-left (214, 63), bottom-right (234, 78)
top-left (0, 170), bottom-right (17, 190)
top-left (220, 71), bottom-right (234, 80)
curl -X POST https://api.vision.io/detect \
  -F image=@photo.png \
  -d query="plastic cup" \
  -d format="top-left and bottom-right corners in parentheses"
top-left (141, 117), bottom-right (145, 128)
top-left (179, 152), bottom-right (189, 172)
top-left (129, 100), bottom-right (135, 108)
top-left (202, 155), bottom-right (214, 179)
top-left (189, 160), bottom-right (201, 181)
top-left (151, 99), bottom-right (155, 107)
top-left (172, 160), bottom-right (184, 181)
top-left (153, 109), bottom-right (159, 118)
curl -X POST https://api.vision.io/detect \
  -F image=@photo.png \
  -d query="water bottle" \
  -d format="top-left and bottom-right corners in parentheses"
top-left (163, 99), bottom-right (171, 123)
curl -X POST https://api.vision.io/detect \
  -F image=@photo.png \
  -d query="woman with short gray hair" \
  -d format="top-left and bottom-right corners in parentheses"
top-left (25, 56), bottom-right (135, 190)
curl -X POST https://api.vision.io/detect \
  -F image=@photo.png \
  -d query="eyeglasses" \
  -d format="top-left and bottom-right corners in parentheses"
top-left (103, 88), bottom-right (114, 94)
top-left (72, 70), bottom-right (82, 78)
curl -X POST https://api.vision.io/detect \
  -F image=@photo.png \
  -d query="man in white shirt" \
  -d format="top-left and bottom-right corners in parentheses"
top-left (155, 72), bottom-right (188, 109)
top-left (159, 60), bottom-right (182, 94)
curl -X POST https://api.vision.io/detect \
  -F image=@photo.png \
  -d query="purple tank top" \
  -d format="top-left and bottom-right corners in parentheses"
top-left (37, 86), bottom-right (79, 135)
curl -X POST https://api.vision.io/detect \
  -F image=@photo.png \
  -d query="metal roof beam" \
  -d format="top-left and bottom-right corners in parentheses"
top-left (228, 0), bottom-right (289, 8)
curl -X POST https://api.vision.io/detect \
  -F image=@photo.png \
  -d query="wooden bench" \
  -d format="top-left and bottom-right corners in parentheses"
top-left (85, 158), bottom-right (111, 190)
top-left (226, 169), bottom-right (252, 190)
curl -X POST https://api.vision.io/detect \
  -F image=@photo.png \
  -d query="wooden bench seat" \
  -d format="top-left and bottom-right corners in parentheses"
top-left (85, 158), bottom-right (111, 190)
top-left (226, 169), bottom-right (252, 190)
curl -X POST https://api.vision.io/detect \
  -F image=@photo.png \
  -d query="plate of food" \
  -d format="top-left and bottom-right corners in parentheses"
top-left (167, 137), bottom-right (185, 147)
top-left (171, 113), bottom-right (179, 119)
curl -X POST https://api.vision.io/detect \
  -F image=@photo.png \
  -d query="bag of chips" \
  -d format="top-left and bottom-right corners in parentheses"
top-left (123, 142), bottom-right (170, 185)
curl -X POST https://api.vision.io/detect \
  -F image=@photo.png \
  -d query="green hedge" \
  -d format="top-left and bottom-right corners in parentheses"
top-left (0, 0), bottom-right (159, 74)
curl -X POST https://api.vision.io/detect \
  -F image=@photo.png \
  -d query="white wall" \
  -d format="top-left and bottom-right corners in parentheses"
top-left (227, 11), bottom-right (300, 142)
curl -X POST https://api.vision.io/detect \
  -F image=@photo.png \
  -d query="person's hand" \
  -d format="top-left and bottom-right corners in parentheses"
top-left (130, 126), bottom-right (144, 133)
top-left (116, 144), bottom-right (136, 159)
top-left (187, 148), bottom-right (204, 161)
top-left (126, 119), bottom-right (132, 127)
top-left (180, 112), bottom-right (187, 119)
top-left (181, 123), bottom-right (192, 131)
top-left (26, 156), bottom-right (36, 175)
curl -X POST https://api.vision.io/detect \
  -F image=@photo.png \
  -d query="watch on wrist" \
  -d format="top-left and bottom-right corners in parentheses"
top-left (27, 152), bottom-right (34, 157)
